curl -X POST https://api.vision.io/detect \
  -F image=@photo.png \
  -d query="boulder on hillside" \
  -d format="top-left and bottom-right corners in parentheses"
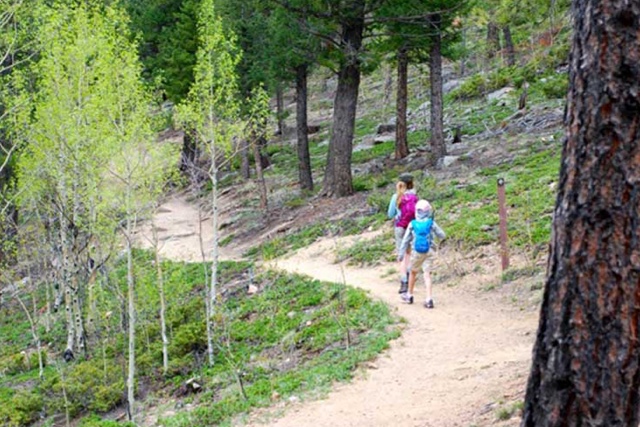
top-left (443, 79), bottom-right (463, 94)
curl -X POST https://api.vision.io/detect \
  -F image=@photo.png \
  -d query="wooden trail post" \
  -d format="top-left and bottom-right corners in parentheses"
top-left (497, 178), bottom-right (509, 271)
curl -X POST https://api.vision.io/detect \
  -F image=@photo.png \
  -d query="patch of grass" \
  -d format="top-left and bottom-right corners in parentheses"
top-left (158, 269), bottom-right (399, 427)
top-left (336, 232), bottom-right (395, 266)
top-left (352, 140), bottom-right (394, 164)
top-left (496, 400), bottom-right (524, 421)
top-left (245, 214), bottom-right (388, 261)
top-left (501, 265), bottom-right (542, 283)
top-left (422, 144), bottom-right (560, 250)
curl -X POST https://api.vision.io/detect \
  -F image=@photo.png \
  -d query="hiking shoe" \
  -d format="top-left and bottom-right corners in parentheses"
top-left (401, 293), bottom-right (414, 304)
top-left (424, 300), bottom-right (434, 309)
top-left (398, 280), bottom-right (408, 294)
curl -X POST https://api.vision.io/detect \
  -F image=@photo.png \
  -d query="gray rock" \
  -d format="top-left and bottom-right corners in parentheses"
top-left (443, 79), bottom-right (462, 93)
top-left (487, 87), bottom-right (515, 101)
top-left (437, 155), bottom-right (460, 168)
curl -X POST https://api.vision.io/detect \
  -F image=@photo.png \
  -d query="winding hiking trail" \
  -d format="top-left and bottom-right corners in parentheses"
top-left (137, 193), bottom-right (540, 427)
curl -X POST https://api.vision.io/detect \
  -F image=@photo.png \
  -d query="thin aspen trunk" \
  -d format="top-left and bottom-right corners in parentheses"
top-left (208, 139), bottom-right (219, 367)
top-left (126, 218), bottom-right (135, 421)
top-left (15, 295), bottom-right (44, 379)
top-left (60, 212), bottom-right (76, 357)
top-left (45, 277), bottom-right (51, 333)
top-left (58, 362), bottom-right (71, 427)
top-left (152, 224), bottom-right (169, 375)
top-left (198, 198), bottom-right (213, 367)
top-left (71, 276), bottom-right (86, 355)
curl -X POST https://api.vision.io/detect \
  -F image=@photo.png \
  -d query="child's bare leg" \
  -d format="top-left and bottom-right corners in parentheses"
top-left (402, 249), bottom-right (411, 278)
top-left (424, 271), bottom-right (432, 301)
top-left (408, 269), bottom-right (417, 295)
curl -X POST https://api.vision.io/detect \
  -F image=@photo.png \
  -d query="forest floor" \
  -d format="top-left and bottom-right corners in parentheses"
top-left (136, 193), bottom-right (542, 427)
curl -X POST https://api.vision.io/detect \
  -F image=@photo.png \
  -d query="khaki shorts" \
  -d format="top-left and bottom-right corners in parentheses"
top-left (395, 226), bottom-right (409, 254)
top-left (409, 250), bottom-right (435, 274)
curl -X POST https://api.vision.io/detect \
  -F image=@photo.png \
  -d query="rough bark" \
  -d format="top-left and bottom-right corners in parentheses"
top-left (486, 21), bottom-right (501, 59)
top-left (429, 16), bottom-right (446, 167)
top-left (240, 138), bottom-right (250, 180)
top-left (276, 84), bottom-right (285, 137)
top-left (180, 130), bottom-right (197, 174)
top-left (295, 64), bottom-right (313, 191)
top-left (322, 1), bottom-right (364, 198)
top-left (395, 47), bottom-right (409, 160)
top-left (503, 26), bottom-right (515, 67)
top-left (522, 1), bottom-right (640, 425)
top-left (252, 134), bottom-right (268, 211)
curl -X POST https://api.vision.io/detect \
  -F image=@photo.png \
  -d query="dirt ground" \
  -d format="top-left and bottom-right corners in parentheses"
top-left (136, 193), bottom-right (541, 427)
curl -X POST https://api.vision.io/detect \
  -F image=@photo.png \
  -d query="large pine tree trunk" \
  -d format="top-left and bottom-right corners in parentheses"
top-left (395, 47), bottom-right (409, 160)
top-left (429, 16), bottom-right (445, 167)
top-left (295, 64), bottom-right (313, 191)
top-left (503, 26), bottom-right (515, 67)
top-left (322, 1), bottom-right (364, 198)
top-left (522, 1), bottom-right (640, 425)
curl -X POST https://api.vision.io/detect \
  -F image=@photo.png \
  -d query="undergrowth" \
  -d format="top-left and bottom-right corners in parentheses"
top-left (0, 254), bottom-right (398, 426)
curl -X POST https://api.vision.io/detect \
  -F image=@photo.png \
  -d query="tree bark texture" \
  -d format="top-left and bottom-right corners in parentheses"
top-left (180, 130), bottom-right (197, 173)
top-left (322, 0), bottom-right (365, 198)
top-left (252, 134), bottom-right (268, 211)
top-left (395, 47), bottom-right (409, 160)
top-left (240, 138), bottom-right (250, 180)
top-left (503, 26), bottom-right (515, 67)
top-left (487, 21), bottom-right (501, 59)
top-left (296, 64), bottom-right (313, 191)
top-left (276, 84), bottom-right (285, 137)
top-left (429, 16), bottom-right (446, 167)
top-left (522, 2), bottom-right (640, 425)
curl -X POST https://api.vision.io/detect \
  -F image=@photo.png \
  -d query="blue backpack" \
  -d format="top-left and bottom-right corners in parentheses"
top-left (411, 219), bottom-right (433, 254)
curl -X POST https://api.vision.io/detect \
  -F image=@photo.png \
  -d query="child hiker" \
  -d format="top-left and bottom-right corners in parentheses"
top-left (398, 199), bottom-right (446, 308)
top-left (387, 173), bottom-right (417, 294)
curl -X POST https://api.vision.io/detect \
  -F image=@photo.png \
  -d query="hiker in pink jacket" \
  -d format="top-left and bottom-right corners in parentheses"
top-left (387, 173), bottom-right (417, 294)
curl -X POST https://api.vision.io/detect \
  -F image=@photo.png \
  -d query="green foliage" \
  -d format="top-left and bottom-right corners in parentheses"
top-left (0, 389), bottom-right (43, 427)
top-left (158, 269), bottom-right (398, 427)
top-left (80, 414), bottom-right (135, 427)
top-left (336, 233), bottom-right (396, 266)
top-left (424, 143), bottom-right (561, 250)
top-left (126, 0), bottom-right (199, 102)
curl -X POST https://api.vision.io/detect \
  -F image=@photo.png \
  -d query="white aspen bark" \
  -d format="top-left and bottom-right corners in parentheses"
top-left (45, 278), bottom-right (51, 333)
top-left (152, 224), bottom-right (169, 375)
top-left (61, 218), bottom-right (75, 356)
top-left (126, 216), bottom-right (136, 421)
top-left (198, 196), bottom-right (214, 367)
top-left (15, 295), bottom-right (44, 379)
top-left (208, 137), bottom-right (219, 368)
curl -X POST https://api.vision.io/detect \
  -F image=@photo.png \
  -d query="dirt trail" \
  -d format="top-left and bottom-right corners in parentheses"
top-left (138, 194), bottom-right (539, 427)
